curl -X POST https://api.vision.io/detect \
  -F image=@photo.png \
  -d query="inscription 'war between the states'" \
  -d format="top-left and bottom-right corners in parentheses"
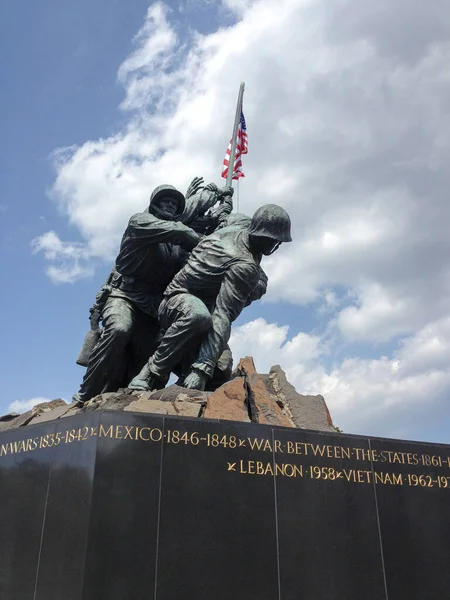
top-left (245, 438), bottom-right (450, 470)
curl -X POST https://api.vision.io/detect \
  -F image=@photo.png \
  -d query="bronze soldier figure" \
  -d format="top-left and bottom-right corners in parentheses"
top-left (171, 212), bottom-right (269, 390)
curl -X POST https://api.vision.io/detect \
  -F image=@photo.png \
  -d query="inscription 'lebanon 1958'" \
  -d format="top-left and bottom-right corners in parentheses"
top-left (2, 423), bottom-right (450, 490)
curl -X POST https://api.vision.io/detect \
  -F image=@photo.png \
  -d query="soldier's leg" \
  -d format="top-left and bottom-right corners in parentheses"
top-left (206, 345), bottom-right (233, 391)
top-left (74, 297), bottom-right (135, 403)
top-left (174, 344), bottom-right (232, 389)
top-left (129, 294), bottom-right (212, 390)
top-left (125, 312), bottom-right (160, 385)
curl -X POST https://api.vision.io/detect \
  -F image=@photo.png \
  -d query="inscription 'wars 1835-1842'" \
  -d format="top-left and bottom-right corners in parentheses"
top-left (2, 420), bottom-right (450, 491)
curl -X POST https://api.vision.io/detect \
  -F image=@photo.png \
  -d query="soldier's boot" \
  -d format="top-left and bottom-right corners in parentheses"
top-left (128, 362), bottom-right (168, 391)
top-left (72, 393), bottom-right (86, 408)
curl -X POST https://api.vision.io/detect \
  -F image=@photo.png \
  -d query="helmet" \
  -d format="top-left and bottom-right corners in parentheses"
top-left (248, 204), bottom-right (292, 243)
top-left (149, 185), bottom-right (186, 220)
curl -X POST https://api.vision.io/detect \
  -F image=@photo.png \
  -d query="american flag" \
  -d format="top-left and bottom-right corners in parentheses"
top-left (221, 111), bottom-right (248, 180)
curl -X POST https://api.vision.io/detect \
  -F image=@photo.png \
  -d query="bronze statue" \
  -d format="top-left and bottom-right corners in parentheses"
top-left (129, 204), bottom-right (292, 391)
top-left (73, 180), bottom-right (234, 404)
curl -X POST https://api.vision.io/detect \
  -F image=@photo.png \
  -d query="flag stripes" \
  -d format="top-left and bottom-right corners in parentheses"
top-left (221, 111), bottom-right (248, 180)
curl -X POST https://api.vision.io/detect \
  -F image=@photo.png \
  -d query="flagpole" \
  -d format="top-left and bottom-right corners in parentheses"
top-left (226, 81), bottom-right (245, 189)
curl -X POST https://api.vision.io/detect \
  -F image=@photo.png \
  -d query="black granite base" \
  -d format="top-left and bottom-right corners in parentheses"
top-left (1, 410), bottom-right (450, 599)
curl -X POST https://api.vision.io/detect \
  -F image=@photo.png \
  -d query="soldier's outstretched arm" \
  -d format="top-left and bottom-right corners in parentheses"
top-left (182, 184), bottom-right (219, 224)
top-left (128, 212), bottom-right (200, 250)
top-left (182, 184), bottom-right (234, 230)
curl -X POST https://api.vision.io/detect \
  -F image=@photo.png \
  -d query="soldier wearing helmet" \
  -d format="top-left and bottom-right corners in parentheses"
top-left (74, 180), bottom-right (232, 404)
top-left (129, 203), bottom-right (292, 392)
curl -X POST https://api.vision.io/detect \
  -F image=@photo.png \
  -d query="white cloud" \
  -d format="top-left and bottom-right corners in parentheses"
top-left (31, 231), bottom-right (94, 284)
top-left (8, 397), bottom-right (52, 414)
top-left (39, 0), bottom-right (450, 346)
top-left (222, 0), bottom-right (255, 14)
top-left (118, 3), bottom-right (179, 111)
top-left (230, 318), bottom-right (323, 373)
top-left (34, 0), bottom-right (450, 439)
top-left (40, 0), bottom-right (450, 323)
top-left (230, 317), bottom-right (450, 441)
top-left (336, 283), bottom-right (415, 342)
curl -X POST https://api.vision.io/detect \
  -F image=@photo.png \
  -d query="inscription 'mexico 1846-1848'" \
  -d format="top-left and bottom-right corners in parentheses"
top-left (2, 423), bottom-right (450, 490)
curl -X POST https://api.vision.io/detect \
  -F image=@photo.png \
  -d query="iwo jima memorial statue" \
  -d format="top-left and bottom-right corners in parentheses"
top-left (2, 84), bottom-right (450, 600)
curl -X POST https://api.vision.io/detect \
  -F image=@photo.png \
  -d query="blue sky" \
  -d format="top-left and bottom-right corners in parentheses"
top-left (2, 0), bottom-right (450, 444)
